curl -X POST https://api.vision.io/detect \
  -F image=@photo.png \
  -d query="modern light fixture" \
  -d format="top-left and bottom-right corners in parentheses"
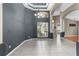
top-left (34, 9), bottom-right (39, 16)
top-left (34, 9), bottom-right (48, 18)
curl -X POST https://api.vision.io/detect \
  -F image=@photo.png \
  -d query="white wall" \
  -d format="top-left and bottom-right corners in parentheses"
top-left (0, 3), bottom-right (3, 44)
top-left (64, 19), bottom-right (78, 35)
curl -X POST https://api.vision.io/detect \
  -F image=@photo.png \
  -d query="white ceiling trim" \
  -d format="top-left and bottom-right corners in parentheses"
top-left (52, 3), bottom-right (74, 16)
top-left (23, 3), bottom-right (49, 11)
top-left (65, 10), bottom-right (79, 21)
top-left (60, 3), bottom-right (74, 12)
top-left (23, 3), bottom-right (55, 11)
top-left (23, 3), bottom-right (35, 11)
top-left (48, 3), bottom-right (55, 11)
top-left (28, 3), bottom-right (48, 8)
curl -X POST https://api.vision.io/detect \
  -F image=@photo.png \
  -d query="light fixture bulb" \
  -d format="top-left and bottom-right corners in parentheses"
top-left (34, 13), bottom-right (37, 16)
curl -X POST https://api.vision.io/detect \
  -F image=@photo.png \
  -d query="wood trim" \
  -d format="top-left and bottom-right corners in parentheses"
top-left (64, 35), bottom-right (79, 42)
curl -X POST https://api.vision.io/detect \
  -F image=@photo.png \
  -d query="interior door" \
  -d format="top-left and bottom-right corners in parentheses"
top-left (37, 22), bottom-right (48, 37)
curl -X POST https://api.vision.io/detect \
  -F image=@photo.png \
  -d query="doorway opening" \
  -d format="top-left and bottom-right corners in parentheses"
top-left (37, 22), bottom-right (48, 37)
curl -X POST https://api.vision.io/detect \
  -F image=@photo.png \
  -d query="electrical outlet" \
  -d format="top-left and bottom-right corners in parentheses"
top-left (9, 45), bottom-right (11, 49)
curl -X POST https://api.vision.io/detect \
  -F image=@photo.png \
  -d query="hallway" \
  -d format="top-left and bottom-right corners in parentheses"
top-left (7, 38), bottom-right (76, 56)
top-left (0, 3), bottom-right (79, 56)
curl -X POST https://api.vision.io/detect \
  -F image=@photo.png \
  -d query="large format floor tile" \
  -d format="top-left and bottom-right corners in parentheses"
top-left (7, 38), bottom-right (76, 56)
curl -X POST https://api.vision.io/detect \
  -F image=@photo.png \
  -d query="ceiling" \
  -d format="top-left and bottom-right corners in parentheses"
top-left (28, 3), bottom-right (48, 9)
top-left (23, 3), bottom-right (55, 11)
top-left (32, 3), bottom-right (47, 6)
top-left (65, 10), bottom-right (79, 21)
top-left (23, 3), bottom-right (75, 16)
top-left (23, 3), bottom-right (79, 21)
top-left (52, 3), bottom-right (74, 16)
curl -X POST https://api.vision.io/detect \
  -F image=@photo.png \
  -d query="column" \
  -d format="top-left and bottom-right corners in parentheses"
top-left (0, 3), bottom-right (3, 44)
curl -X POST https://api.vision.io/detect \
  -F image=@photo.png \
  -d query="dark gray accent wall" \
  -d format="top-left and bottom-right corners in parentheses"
top-left (3, 3), bottom-right (35, 55)
top-left (0, 44), bottom-right (6, 56)
top-left (3, 3), bottom-right (25, 55)
top-left (76, 42), bottom-right (79, 56)
top-left (24, 8), bottom-right (35, 39)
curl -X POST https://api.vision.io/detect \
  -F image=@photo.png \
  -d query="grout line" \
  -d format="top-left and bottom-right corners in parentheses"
top-left (6, 39), bottom-right (33, 56)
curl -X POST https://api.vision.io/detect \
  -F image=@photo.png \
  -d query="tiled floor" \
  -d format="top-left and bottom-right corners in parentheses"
top-left (8, 37), bottom-right (76, 56)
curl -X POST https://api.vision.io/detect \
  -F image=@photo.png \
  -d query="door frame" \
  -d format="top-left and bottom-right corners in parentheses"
top-left (37, 22), bottom-right (48, 38)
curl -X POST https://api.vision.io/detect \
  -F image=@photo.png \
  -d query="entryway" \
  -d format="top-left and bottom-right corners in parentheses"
top-left (37, 22), bottom-right (48, 37)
